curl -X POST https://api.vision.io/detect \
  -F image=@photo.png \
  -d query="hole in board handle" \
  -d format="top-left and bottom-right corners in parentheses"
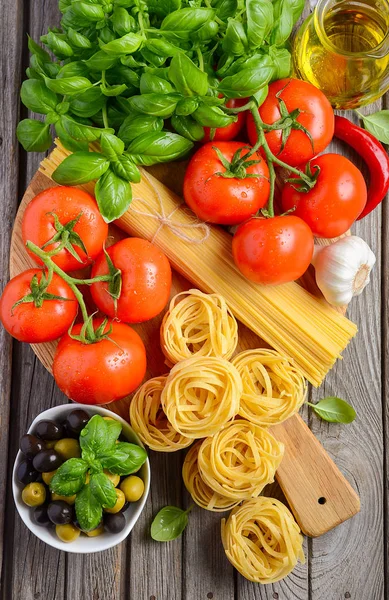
top-left (318, 497), bottom-right (327, 505)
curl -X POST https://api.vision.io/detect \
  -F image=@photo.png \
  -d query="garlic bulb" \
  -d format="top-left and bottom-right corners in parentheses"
top-left (311, 236), bottom-right (376, 306)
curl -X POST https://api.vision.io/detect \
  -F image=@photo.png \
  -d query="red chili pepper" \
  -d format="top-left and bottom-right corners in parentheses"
top-left (334, 115), bottom-right (389, 220)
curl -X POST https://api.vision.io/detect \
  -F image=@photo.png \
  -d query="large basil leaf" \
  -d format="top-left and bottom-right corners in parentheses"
top-left (100, 131), bottom-right (125, 159)
top-left (61, 7), bottom-right (92, 31)
top-left (270, 0), bottom-right (294, 46)
top-left (112, 155), bottom-right (141, 182)
top-left (246, 0), bottom-right (274, 48)
top-left (100, 32), bottom-right (143, 55)
top-left (168, 54), bottom-right (208, 96)
top-left (69, 87), bottom-right (106, 117)
top-left (192, 104), bottom-right (236, 127)
top-left (118, 114), bottom-right (164, 144)
top-left (147, 0), bottom-right (182, 18)
top-left (75, 483), bottom-right (103, 532)
top-left (89, 472), bottom-right (117, 508)
top-left (111, 7), bottom-right (137, 36)
top-left (171, 115), bottom-right (205, 142)
top-left (28, 34), bottom-right (52, 63)
top-left (222, 19), bottom-right (248, 55)
top-left (106, 66), bottom-right (140, 92)
top-left (218, 56), bottom-right (274, 97)
top-left (79, 415), bottom-right (115, 456)
top-left (268, 46), bottom-right (292, 80)
top-left (55, 121), bottom-right (90, 152)
top-left (67, 27), bottom-right (93, 49)
top-left (175, 96), bottom-right (199, 116)
top-left (307, 397), bottom-right (356, 424)
top-left (151, 506), bottom-right (190, 542)
top-left (100, 441), bottom-right (147, 475)
top-left (359, 110), bottom-right (389, 144)
top-left (213, 0), bottom-right (238, 20)
top-left (50, 458), bottom-right (88, 496)
top-left (30, 54), bottom-right (60, 79)
top-left (140, 73), bottom-right (174, 95)
top-left (44, 75), bottom-right (93, 95)
top-left (52, 152), bottom-right (110, 184)
top-left (17, 119), bottom-right (52, 152)
top-left (145, 38), bottom-right (182, 58)
top-left (290, 0), bottom-right (305, 23)
top-left (126, 131), bottom-right (193, 165)
top-left (46, 31), bottom-right (74, 58)
top-left (95, 168), bottom-right (133, 221)
top-left (127, 94), bottom-right (180, 117)
top-left (20, 79), bottom-right (58, 115)
top-left (161, 8), bottom-right (214, 38)
top-left (140, 48), bottom-right (167, 68)
top-left (83, 50), bottom-right (119, 71)
top-left (60, 114), bottom-right (110, 141)
top-left (57, 61), bottom-right (89, 79)
top-left (71, 2), bottom-right (105, 22)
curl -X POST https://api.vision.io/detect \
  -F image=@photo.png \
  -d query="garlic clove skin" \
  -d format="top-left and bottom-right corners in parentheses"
top-left (311, 236), bottom-right (376, 307)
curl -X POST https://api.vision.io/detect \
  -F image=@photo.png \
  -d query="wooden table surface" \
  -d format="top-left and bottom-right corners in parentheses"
top-left (1, 3), bottom-right (388, 600)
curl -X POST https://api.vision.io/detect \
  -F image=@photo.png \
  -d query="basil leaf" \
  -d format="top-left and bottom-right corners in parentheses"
top-left (104, 418), bottom-right (123, 447)
top-left (44, 75), bottom-right (93, 95)
top-left (100, 441), bottom-right (147, 475)
top-left (99, 25), bottom-right (117, 44)
top-left (308, 397), bottom-right (357, 424)
top-left (175, 97), bottom-right (199, 116)
top-left (126, 131), bottom-right (193, 165)
top-left (111, 7), bottom-right (137, 36)
top-left (69, 87), bottom-right (106, 117)
top-left (71, 2), bottom-right (105, 22)
top-left (50, 458), bottom-right (88, 495)
top-left (168, 54), bottom-right (208, 97)
top-left (46, 31), bottom-right (74, 58)
top-left (26, 67), bottom-right (43, 81)
top-left (16, 119), bottom-right (52, 152)
top-left (222, 19), bottom-right (248, 56)
top-left (67, 27), bottom-right (93, 49)
top-left (118, 114), bottom-right (164, 144)
top-left (61, 7), bottom-right (92, 31)
top-left (28, 35), bottom-right (52, 63)
top-left (59, 0), bottom-right (72, 12)
top-left (268, 46), bottom-right (292, 80)
top-left (140, 73), bottom-right (174, 95)
top-left (161, 8), bottom-right (214, 38)
top-left (20, 79), bottom-right (58, 115)
top-left (55, 121), bottom-right (90, 152)
top-left (192, 104), bottom-right (236, 127)
top-left (89, 472), bottom-right (117, 508)
top-left (289, 0), bottom-right (305, 22)
top-left (100, 131), bottom-right (125, 159)
top-left (359, 110), bottom-right (389, 144)
top-left (252, 84), bottom-right (269, 107)
top-left (145, 39), bottom-right (182, 58)
top-left (52, 152), bottom-right (110, 184)
top-left (246, 0), bottom-right (274, 48)
top-left (79, 415), bottom-right (114, 456)
top-left (84, 50), bottom-right (120, 71)
top-left (106, 65), bottom-right (140, 90)
top-left (214, 0), bottom-right (238, 20)
top-left (218, 56), bottom-right (274, 98)
top-left (270, 0), bottom-right (294, 46)
top-left (112, 155), bottom-right (141, 182)
top-left (191, 20), bottom-right (219, 43)
top-left (57, 61), bottom-right (89, 79)
top-left (147, 0), bottom-right (181, 18)
top-left (127, 94), bottom-right (180, 117)
top-left (101, 81), bottom-right (128, 96)
top-left (95, 168), bottom-right (133, 221)
top-left (75, 483), bottom-right (103, 532)
top-left (171, 115), bottom-right (205, 142)
top-left (100, 32), bottom-right (143, 55)
top-left (151, 506), bottom-right (190, 542)
top-left (30, 54), bottom-right (60, 79)
top-left (60, 114), bottom-right (111, 141)
top-left (140, 48), bottom-right (167, 68)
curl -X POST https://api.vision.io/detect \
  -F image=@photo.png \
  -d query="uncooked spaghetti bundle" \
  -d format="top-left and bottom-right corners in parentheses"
top-left (129, 376), bottom-right (192, 452)
top-left (161, 356), bottom-right (242, 439)
top-left (182, 442), bottom-right (240, 512)
top-left (160, 289), bottom-right (238, 365)
top-left (231, 349), bottom-right (307, 426)
top-left (197, 420), bottom-right (284, 500)
top-left (221, 497), bottom-right (305, 584)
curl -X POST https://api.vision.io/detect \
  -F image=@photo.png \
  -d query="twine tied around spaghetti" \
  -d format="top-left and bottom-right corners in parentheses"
top-left (131, 171), bottom-right (210, 244)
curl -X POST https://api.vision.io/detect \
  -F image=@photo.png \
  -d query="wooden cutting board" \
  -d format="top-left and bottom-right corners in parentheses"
top-left (9, 157), bottom-right (360, 538)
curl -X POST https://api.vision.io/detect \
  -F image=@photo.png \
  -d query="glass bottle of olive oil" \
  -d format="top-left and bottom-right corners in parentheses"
top-left (293, 0), bottom-right (389, 108)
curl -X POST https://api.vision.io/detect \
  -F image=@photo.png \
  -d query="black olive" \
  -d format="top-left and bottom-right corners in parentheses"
top-left (16, 459), bottom-right (39, 485)
top-left (35, 420), bottom-right (64, 441)
top-left (120, 501), bottom-right (130, 513)
top-left (32, 449), bottom-right (63, 473)
top-left (20, 434), bottom-right (44, 458)
top-left (47, 501), bottom-right (74, 525)
top-left (104, 512), bottom-right (126, 534)
top-left (64, 410), bottom-right (89, 436)
top-left (34, 504), bottom-right (51, 527)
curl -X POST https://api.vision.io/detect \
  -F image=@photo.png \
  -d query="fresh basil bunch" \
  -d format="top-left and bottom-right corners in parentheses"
top-left (50, 414), bottom-right (147, 531)
top-left (17, 0), bottom-right (303, 222)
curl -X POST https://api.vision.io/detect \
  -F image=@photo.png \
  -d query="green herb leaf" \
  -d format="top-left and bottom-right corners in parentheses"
top-left (28, 35), bottom-right (52, 62)
top-left (69, 87), bottom-right (106, 118)
top-left (126, 131), bottom-right (193, 165)
top-left (46, 31), bottom-right (74, 58)
top-left (79, 415), bottom-right (115, 456)
top-left (145, 38), bottom-right (182, 58)
top-left (60, 114), bottom-right (112, 142)
top-left (175, 97), bottom-right (199, 116)
top-left (192, 103), bottom-right (236, 127)
top-left (308, 397), bottom-right (357, 424)
top-left (95, 168), bottom-right (133, 222)
top-left (127, 94), bottom-right (181, 117)
top-left (100, 132), bottom-right (125, 160)
top-left (111, 7), bottom-right (137, 36)
top-left (118, 114), bottom-right (164, 144)
top-left (100, 32), bottom-right (143, 55)
top-left (246, 0), bottom-right (274, 48)
top-left (140, 73), bottom-right (174, 95)
top-left (57, 61), bottom-right (89, 79)
top-left (44, 75), bottom-right (93, 96)
top-left (359, 110), bottom-right (389, 144)
top-left (161, 8), bottom-right (214, 38)
top-left (50, 458), bottom-right (88, 496)
top-left (147, 0), bottom-right (182, 18)
top-left (55, 121), bottom-right (90, 152)
top-left (222, 19), bottom-right (248, 56)
top-left (112, 155), bottom-right (141, 182)
top-left (168, 54), bottom-right (208, 97)
top-left (100, 441), bottom-right (147, 475)
top-left (218, 56), bottom-right (274, 98)
top-left (71, 2), bottom-right (105, 22)
top-left (171, 114), bottom-right (205, 142)
top-left (101, 81), bottom-right (128, 97)
top-left (52, 152), bottom-right (110, 184)
top-left (16, 119), bottom-right (52, 152)
top-left (151, 506), bottom-right (191, 542)
top-left (20, 79), bottom-right (58, 115)
top-left (268, 46), bottom-right (292, 80)
top-left (83, 50), bottom-right (120, 71)
top-left (67, 27), bottom-right (93, 49)
top-left (270, 0), bottom-right (294, 46)
top-left (75, 483), bottom-right (103, 532)
top-left (89, 472), bottom-right (117, 508)
top-left (104, 419), bottom-right (122, 447)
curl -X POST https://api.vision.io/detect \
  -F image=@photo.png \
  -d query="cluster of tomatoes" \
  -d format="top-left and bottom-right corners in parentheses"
top-left (0, 186), bottom-right (172, 405)
top-left (183, 78), bottom-right (368, 285)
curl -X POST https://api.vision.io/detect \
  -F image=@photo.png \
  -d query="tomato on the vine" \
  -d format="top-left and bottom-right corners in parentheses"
top-left (203, 98), bottom-right (247, 142)
top-left (281, 153), bottom-right (367, 238)
top-left (22, 186), bottom-right (108, 272)
top-left (91, 238), bottom-right (172, 323)
top-left (232, 216), bottom-right (314, 285)
top-left (247, 78), bottom-right (334, 167)
top-left (0, 269), bottom-right (78, 343)
top-left (183, 141), bottom-right (270, 225)
top-left (53, 319), bottom-right (147, 405)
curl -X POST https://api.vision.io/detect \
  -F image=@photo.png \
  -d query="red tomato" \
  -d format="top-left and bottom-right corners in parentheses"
top-left (91, 238), bottom-right (172, 323)
top-left (53, 319), bottom-right (147, 404)
top-left (281, 153), bottom-right (367, 238)
top-left (183, 142), bottom-right (270, 225)
top-left (0, 269), bottom-right (78, 342)
top-left (203, 98), bottom-right (247, 142)
top-left (22, 186), bottom-right (108, 272)
top-left (247, 78), bottom-right (334, 167)
top-left (232, 216), bottom-right (314, 285)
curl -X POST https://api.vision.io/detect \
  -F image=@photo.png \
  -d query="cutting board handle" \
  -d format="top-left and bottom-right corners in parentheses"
top-left (272, 414), bottom-right (360, 537)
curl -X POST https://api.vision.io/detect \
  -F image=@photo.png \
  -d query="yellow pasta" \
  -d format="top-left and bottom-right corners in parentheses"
top-left (160, 289), bottom-right (238, 364)
top-left (197, 420), bottom-right (284, 500)
top-left (129, 376), bottom-right (192, 452)
top-left (182, 442), bottom-right (240, 512)
top-left (221, 497), bottom-right (305, 584)
top-left (161, 357), bottom-right (242, 439)
top-left (231, 349), bottom-right (307, 426)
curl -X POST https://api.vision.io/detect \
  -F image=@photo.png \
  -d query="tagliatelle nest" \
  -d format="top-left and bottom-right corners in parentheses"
top-left (221, 497), bottom-right (305, 584)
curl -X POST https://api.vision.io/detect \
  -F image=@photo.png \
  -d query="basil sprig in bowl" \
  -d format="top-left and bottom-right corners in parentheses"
top-left (12, 404), bottom-right (150, 553)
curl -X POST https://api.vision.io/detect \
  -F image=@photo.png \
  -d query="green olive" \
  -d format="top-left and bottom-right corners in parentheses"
top-left (54, 438), bottom-right (81, 460)
top-left (42, 470), bottom-right (57, 485)
top-left (104, 469), bottom-right (120, 487)
top-left (22, 482), bottom-right (46, 507)
top-left (52, 492), bottom-right (76, 505)
top-left (120, 476), bottom-right (144, 502)
top-left (56, 523), bottom-right (80, 543)
top-left (45, 441), bottom-right (56, 449)
top-left (86, 524), bottom-right (104, 537)
top-left (104, 488), bottom-right (125, 514)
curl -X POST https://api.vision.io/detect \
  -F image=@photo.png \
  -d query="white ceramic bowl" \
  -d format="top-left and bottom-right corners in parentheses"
top-left (12, 404), bottom-right (150, 553)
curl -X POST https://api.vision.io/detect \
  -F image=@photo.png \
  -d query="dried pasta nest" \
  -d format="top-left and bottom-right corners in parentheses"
top-left (160, 356), bottom-right (242, 439)
top-left (221, 497), bottom-right (305, 584)
top-left (129, 375), bottom-right (192, 452)
top-left (160, 289), bottom-right (238, 365)
top-left (197, 420), bottom-right (284, 500)
top-left (182, 442), bottom-right (240, 513)
top-left (231, 349), bottom-right (307, 426)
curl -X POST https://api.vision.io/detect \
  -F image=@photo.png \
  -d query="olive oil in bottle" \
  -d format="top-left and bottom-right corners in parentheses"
top-left (293, 0), bottom-right (389, 108)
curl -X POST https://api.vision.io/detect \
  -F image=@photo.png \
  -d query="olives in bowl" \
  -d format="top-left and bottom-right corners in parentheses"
top-left (13, 404), bottom-right (150, 553)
